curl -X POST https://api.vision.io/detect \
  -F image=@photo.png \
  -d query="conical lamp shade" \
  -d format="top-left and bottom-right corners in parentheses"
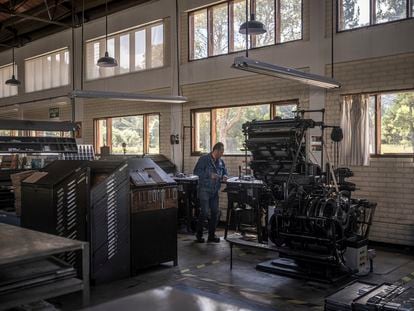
top-left (5, 74), bottom-right (21, 86)
top-left (97, 51), bottom-right (118, 67)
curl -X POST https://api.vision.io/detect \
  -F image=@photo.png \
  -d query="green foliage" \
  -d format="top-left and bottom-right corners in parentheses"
top-left (376, 0), bottom-right (406, 23)
top-left (111, 116), bottom-right (144, 154)
top-left (342, 0), bottom-right (361, 29)
top-left (381, 93), bottom-right (414, 153)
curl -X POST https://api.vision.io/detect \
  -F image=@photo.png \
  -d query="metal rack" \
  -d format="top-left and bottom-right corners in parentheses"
top-left (0, 223), bottom-right (89, 310)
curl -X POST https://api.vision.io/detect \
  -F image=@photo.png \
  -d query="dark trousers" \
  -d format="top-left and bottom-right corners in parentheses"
top-left (196, 190), bottom-right (219, 238)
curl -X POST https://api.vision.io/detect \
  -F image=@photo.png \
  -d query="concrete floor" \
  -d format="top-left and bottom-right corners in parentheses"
top-left (53, 229), bottom-right (414, 311)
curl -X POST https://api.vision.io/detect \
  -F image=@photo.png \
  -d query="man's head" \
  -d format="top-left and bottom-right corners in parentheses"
top-left (211, 142), bottom-right (224, 160)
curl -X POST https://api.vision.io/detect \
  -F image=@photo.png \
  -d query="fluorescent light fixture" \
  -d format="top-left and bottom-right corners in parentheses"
top-left (232, 56), bottom-right (341, 89)
top-left (70, 90), bottom-right (188, 104)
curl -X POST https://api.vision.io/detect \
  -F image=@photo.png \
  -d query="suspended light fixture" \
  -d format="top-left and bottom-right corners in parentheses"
top-left (232, 56), bottom-right (341, 89)
top-left (97, 0), bottom-right (117, 67)
top-left (239, 0), bottom-right (266, 35)
top-left (5, 47), bottom-right (20, 86)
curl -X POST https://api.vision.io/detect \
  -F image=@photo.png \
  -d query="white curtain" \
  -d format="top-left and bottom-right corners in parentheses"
top-left (340, 94), bottom-right (370, 166)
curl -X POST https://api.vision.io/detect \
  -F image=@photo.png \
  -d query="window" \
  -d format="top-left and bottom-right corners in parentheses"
top-left (338, 0), bottom-right (412, 31)
top-left (25, 48), bottom-right (69, 93)
top-left (0, 64), bottom-right (18, 98)
top-left (192, 101), bottom-right (298, 154)
top-left (95, 114), bottom-right (160, 154)
top-left (189, 0), bottom-right (302, 60)
top-left (368, 90), bottom-right (414, 154)
top-left (193, 111), bottom-right (211, 153)
top-left (86, 21), bottom-right (164, 80)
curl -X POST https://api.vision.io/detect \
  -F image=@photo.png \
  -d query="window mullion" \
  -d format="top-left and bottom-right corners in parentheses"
top-left (207, 7), bottom-right (213, 57)
top-left (143, 115), bottom-right (148, 154)
top-left (228, 1), bottom-right (233, 53)
top-left (210, 109), bottom-right (215, 150)
top-left (130, 31), bottom-right (135, 72)
top-left (107, 118), bottom-right (113, 151)
top-left (146, 27), bottom-right (152, 69)
top-left (371, 0), bottom-right (376, 25)
top-left (376, 96), bottom-right (381, 155)
top-left (276, 0), bottom-right (281, 43)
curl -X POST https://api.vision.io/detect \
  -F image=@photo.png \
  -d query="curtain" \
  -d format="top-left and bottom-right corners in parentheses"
top-left (340, 94), bottom-right (370, 166)
top-left (25, 50), bottom-right (69, 93)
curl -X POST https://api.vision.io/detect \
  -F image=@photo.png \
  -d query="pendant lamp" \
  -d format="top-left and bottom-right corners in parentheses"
top-left (97, 0), bottom-right (118, 67)
top-left (5, 47), bottom-right (21, 86)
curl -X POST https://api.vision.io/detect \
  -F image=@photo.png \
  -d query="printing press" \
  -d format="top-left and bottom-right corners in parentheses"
top-left (226, 115), bottom-right (376, 282)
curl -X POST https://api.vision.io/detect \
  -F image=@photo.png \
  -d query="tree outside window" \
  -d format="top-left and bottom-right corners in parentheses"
top-left (369, 91), bottom-right (414, 154)
top-left (338, 0), bottom-right (411, 31)
top-left (189, 0), bottom-right (303, 60)
top-left (95, 114), bottom-right (160, 154)
top-left (192, 101), bottom-right (298, 154)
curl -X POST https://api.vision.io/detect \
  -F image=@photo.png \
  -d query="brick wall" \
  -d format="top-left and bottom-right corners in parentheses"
top-left (182, 75), bottom-right (309, 215)
top-left (325, 52), bottom-right (414, 245)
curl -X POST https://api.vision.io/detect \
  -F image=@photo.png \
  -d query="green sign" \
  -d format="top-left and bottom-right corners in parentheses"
top-left (49, 107), bottom-right (59, 119)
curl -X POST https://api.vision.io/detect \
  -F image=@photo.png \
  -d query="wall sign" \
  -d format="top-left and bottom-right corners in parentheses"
top-left (49, 107), bottom-right (60, 119)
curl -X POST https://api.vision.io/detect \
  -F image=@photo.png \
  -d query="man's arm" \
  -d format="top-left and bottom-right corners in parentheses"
top-left (194, 156), bottom-right (208, 180)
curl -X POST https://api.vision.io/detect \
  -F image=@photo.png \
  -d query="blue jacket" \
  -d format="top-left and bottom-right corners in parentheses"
top-left (194, 153), bottom-right (228, 194)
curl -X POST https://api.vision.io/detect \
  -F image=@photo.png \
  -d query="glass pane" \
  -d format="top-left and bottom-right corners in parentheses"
top-left (111, 116), bottom-right (144, 154)
top-left (0, 130), bottom-right (11, 135)
top-left (2, 67), bottom-right (9, 97)
top-left (380, 91), bottom-right (414, 154)
top-left (148, 115), bottom-right (160, 154)
top-left (151, 24), bottom-right (164, 68)
top-left (211, 3), bottom-right (228, 56)
top-left (232, 0), bottom-right (248, 52)
top-left (274, 103), bottom-right (297, 119)
top-left (194, 111), bottom-right (211, 153)
top-left (120, 34), bottom-right (130, 73)
top-left (11, 65), bottom-right (17, 96)
top-left (96, 119), bottom-right (107, 152)
top-left (43, 56), bottom-right (52, 89)
top-left (135, 30), bottom-right (146, 70)
top-left (368, 96), bottom-right (376, 154)
top-left (100, 38), bottom-right (115, 77)
top-left (62, 51), bottom-right (70, 86)
top-left (25, 61), bottom-right (34, 93)
top-left (280, 0), bottom-right (302, 42)
top-left (255, 0), bottom-right (275, 47)
top-left (215, 104), bottom-right (270, 154)
top-left (376, 0), bottom-right (407, 24)
top-left (189, 9), bottom-right (208, 59)
top-left (34, 58), bottom-right (43, 91)
top-left (86, 42), bottom-right (99, 80)
top-left (339, 0), bottom-right (370, 30)
top-left (52, 54), bottom-right (61, 87)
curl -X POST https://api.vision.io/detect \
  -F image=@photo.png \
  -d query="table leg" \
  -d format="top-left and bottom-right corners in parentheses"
top-left (82, 243), bottom-right (90, 306)
top-left (230, 243), bottom-right (233, 270)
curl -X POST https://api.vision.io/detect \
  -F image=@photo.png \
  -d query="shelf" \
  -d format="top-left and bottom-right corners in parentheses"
top-left (0, 278), bottom-right (83, 310)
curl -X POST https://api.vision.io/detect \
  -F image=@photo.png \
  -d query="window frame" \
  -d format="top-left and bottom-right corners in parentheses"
top-left (190, 99), bottom-right (299, 156)
top-left (337, 0), bottom-right (414, 33)
top-left (0, 63), bottom-right (19, 98)
top-left (188, 0), bottom-right (304, 61)
top-left (24, 47), bottom-right (70, 93)
top-left (366, 89), bottom-right (414, 157)
top-left (85, 20), bottom-right (165, 81)
top-left (94, 112), bottom-right (160, 155)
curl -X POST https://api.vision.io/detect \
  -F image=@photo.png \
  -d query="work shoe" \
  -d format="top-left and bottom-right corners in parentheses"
top-left (195, 236), bottom-right (205, 243)
top-left (207, 236), bottom-right (220, 243)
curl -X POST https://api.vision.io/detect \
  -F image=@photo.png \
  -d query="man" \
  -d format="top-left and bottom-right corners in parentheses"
top-left (193, 142), bottom-right (228, 243)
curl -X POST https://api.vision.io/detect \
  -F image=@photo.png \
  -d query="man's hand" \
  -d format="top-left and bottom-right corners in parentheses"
top-left (211, 173), bottom-right (219, 180)
top-left (222, 175), bottom-right (228, 182)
